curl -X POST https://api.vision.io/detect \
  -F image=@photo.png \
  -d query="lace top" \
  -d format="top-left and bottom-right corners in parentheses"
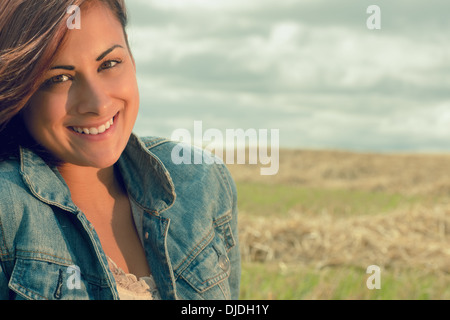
top-left (107, 256), bottom-right (161, 300)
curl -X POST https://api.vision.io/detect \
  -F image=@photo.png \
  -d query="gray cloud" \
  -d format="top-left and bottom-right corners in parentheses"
top-left (127, 0), bottom-right (450, 152)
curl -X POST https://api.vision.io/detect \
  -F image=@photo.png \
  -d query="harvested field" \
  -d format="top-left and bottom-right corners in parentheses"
top-left (227, 148), bottom-right (450, 195)
top-left (226, 148), bottom-right (450, 299)
top-left (239, 205), bottom-right (449, 273)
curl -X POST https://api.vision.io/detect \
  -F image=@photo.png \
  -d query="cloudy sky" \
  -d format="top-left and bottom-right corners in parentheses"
top-left (126, 0), bottom-right (450, 152)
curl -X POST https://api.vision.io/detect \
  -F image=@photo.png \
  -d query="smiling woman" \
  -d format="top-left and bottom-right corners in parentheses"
top-left (0, 0), bottom-right (240, 300)
top-left (21, 3), bottom-right (139, 169)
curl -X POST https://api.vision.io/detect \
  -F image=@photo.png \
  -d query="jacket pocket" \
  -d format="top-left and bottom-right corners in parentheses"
top-left (214, 220), bottom-right (236, 253)
top-left (178, 232), bottom-right (232, 299)
top-left (8, 258), bottom-right (93, 300)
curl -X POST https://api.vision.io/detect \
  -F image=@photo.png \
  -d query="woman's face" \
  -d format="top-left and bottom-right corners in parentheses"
top-left (22, 2), bottom-right (139, 169)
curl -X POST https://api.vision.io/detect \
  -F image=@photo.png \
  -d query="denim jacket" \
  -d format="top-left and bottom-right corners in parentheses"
top-left (0, 134), bottom-right (240, 300)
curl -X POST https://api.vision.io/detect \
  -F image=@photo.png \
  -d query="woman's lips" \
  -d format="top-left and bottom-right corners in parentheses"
top-left (69, 113), bottom-right (118, 136)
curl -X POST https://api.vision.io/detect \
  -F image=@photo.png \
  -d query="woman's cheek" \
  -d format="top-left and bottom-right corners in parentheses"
top-left (110, 69), bottom-right (139, 101)
top-left (24, 93), bottom-right (66, 128)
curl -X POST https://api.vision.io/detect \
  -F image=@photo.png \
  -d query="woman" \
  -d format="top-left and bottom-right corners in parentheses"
top-left (0, 0), bottom-right (240, 300)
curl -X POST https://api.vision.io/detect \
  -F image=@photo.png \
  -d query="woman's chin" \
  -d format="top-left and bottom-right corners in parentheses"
top-left (60, 152), bottom-right (122, 169)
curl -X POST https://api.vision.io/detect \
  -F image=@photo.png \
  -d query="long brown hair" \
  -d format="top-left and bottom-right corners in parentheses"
top-left (0, 0), bottom-right (129, 162)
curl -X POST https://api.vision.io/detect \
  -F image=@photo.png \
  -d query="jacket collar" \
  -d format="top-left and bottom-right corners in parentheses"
top-left (117, 133), bottom-right (176, 214)
top-left (20, 145), bottom-right (77, 212)
top-left (19, 133), bottom-right (176, 214)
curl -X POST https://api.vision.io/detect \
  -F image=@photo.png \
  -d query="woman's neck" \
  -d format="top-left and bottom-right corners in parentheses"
top-left (58, 163), bottom-right (125, 212)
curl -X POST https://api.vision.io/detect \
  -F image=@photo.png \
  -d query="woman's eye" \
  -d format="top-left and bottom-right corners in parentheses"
top-left (99, 59), bottom-right (122, 71)
top-left (43, 74), bottom-right (72, 87)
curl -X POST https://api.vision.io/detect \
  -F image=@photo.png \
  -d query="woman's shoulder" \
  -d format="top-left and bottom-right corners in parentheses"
top-left (0, 158), bottom-right (24, 194)
top-left (139, 135), bottom-right (237, 198)
top-left (0, 159), bottom-right (32, 215)
top-left (139, 136), bottom-right (172, 149)
top-left (0, 159), bottom-right (29, 248)
top-left (139, 135), bottom-right (228, 171)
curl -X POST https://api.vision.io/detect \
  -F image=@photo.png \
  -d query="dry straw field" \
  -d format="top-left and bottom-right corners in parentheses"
top-left (226, 148), bottom-right (450, 299)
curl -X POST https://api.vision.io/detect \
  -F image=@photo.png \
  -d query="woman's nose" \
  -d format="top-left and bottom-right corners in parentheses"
top-left (73, 79), bottom-right (113, 115)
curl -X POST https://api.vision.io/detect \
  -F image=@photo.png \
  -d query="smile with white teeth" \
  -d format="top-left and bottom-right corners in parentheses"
top-left (71, 117), bottom-right (114, 135)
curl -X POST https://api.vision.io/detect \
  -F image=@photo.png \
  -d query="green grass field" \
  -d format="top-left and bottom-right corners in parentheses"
top-left (235, 181), bottom-right (426, 218)
top-left (239, 261), bottom-right (449, 300)
top-left (236, 181), bottom-right (450, 299)
top-left (230, 150), bottom-right (450, 300)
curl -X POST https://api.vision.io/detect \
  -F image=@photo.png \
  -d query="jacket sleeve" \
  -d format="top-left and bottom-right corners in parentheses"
top-left (0, 261), bottom-right (10, 300)
top-left (0, 164), bottom-right (21, 300)
top-left (0, 183), bottom-right (11, 299)
top-left (0, 211), bottom-right (12, 300)
top-left (220, 163), bottom-right (241, 300)
top-left (0, 207), bottom-right (14, 299)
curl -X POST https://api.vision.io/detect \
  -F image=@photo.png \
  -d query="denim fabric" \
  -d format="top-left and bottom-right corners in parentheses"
top-left (0, 134), bottom-right (240, 300)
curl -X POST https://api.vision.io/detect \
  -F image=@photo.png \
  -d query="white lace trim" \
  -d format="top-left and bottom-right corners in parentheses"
top-left (107, 256), bottom-right (161, 300)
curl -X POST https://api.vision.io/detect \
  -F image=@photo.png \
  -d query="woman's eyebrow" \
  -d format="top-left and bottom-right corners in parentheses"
top-left (49, 45), bottom-right (124, 70)
top-left (50, 65), bottom-right (75, 71)
top-left (96, 44), bottom-right (124, 61)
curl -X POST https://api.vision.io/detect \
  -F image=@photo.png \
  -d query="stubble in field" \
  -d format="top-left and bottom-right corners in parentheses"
top-left (226, 148), bottom-right (450, 299)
